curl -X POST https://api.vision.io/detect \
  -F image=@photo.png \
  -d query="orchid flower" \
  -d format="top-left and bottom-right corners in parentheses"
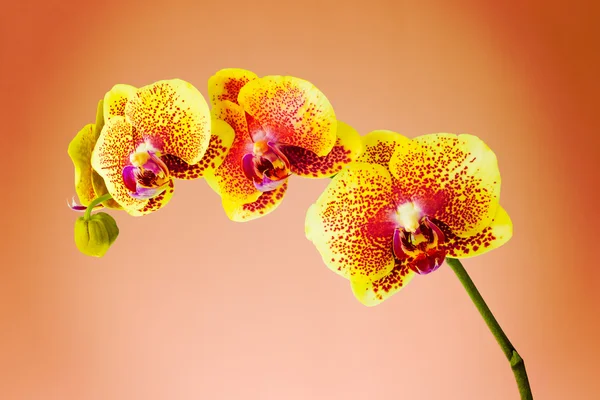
top-left (204, 68), bottom-right (363, 221)
top-left (66, 73), bottom-right (533, 397)
top-left (68, 79), bottom-right (234, 216)
top-left (305, 130), bottom-right (513, 306)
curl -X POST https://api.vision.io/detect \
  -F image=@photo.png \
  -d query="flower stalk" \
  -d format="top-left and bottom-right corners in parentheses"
top-left (445, 257), bottom-right (533, 399)
top-left (84, 193), bottom-right (113, 220)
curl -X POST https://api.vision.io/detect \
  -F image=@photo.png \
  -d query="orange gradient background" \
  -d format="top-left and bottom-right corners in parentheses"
top-left (1, 0), bottom-right (599, 399)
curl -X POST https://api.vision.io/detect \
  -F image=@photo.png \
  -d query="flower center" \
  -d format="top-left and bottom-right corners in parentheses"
top-left (122, 145), bottom-right (170, 200)
top-left (393, 202), bottom-right (447, 274)
top-left (242, 140), bottom-right (291, 192)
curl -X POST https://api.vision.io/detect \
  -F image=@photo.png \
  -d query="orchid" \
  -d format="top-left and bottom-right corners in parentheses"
top-left (68, 79), bottom-right (234, 216)
top-left (204, 68), bottom-right (363, 221)
top-left (65, 71), bottom-right (533, 398)
top-left (305, 130), bottom-right (513, 306)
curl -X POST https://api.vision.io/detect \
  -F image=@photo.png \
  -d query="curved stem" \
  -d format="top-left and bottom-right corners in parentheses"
top-left (84, 193), bottom-right (113, 220)
top-left (445, 257), bottom-right (533, 399)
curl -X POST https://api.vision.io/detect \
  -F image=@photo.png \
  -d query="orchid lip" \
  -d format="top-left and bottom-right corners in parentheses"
top-left (254, 174), bottom-right (288, 192)
top-left (129, 184), bottom-right (169, 200)
top-left (122, 149), bottom-right (171, 199)
top-left (241, 140), bottom-right (291, 192)
top-left (411, 250), bottom-right (446, 275)
top-left (392, 215), bottom-right (448, 275)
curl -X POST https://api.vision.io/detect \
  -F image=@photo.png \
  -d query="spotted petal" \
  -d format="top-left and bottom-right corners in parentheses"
top-left (125, 79), bottom-right (211, 164)
top-left (305, 162), bottom-right (396, 283)
top-left (444, 205), bottom-right (513, 258)
top-left (389, 134), bottom-right (501, 237)
top-left (223, 181), bottom-right (288, 222)
top-left (356, 130), bottom-right (411, 172)
top-left (206, 100), bottom-right (261, 208)
top-left (91, 100), bottom-right (122, 209)
top-left (104, 84), bottom-right (136, 121)
top-left (161, 118), bottom-right (235, 180)
top-left (208, 68), bottom-right (258, 107)
top-left (280, 121), bottom-right (363, 178)
top-left (238, 75), bottom-right (337, 156)
top-left (350, 260), bottom-right (416, 306)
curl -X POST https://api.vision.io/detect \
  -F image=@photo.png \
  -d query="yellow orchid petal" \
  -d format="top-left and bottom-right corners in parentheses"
top-left (68, 99), bottom-right (120, 210)
top-left (208, 100), bottom-right (261, 208)
top-left (125, 79), bottom-right (211, 164)
top-left (91, 101), bottom-right (122, 209)
top-left (445, 205), bottom-right (513, 258)
top-left (203, 169), bottom-right (222, 196)
top-left (350, 261), bottom-right (416, 306)
top-left (223, 181), bottom-right (288, 222)
top-left (389, 134), bottom-right (501, 237)
top-left (91, 116), bottom-right (149, 215)
top-left (68, 123), bottom-right (98, 207)
top-left (208, 68), bottom-right (258, 107)
top-left (356, 130), bottom-right (411, 171)
top-left (103, 84), bottom-right (137, 121)
top-left (161, 118), bottom-right (235, 180)
top-left (281, 121), bottom-right (363, 178)
top-left (238, 75), bottom-right (337, 156)
top-left (305, 162), bottom-right (396, 282)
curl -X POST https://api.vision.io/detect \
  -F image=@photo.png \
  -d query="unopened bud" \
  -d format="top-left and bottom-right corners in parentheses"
top-left (74, 212), bottom-right (119, 257)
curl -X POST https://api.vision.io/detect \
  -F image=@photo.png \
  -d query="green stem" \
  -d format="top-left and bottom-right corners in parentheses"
top-left (445, 258), bottom-right (533, 400)
top-left (84, 193), bottom-right (113, 220)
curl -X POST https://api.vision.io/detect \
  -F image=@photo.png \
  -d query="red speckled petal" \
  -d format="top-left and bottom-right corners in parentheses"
top-left (280, 121), bottom-right (363, 178)
top-left (389, 134), bottom-right (501, 237)
top-left (91, 117), bottom-right (148, 215)
top-left (205, 100), bottom-right (261, 208)
top-left (350, 260), bottom-right (416, 306)
top-left (223, 181), bottom-right (288, 222)
top-left (444, 205), bottom-right (513, 257)
top-left (238, 75), bottom-right (337, 156)
top-left (305, 162), bottom-right (396, 282)
top-left (125, 79), bottom-right (211, 164)
top-left (356, 130), bottom-right (411, 172)
top-left (161, 118), bottom-right (235, 180)
top-left (103, 84), bottom-right (137, 121)
top-left (208, 68), bottom-right (258, 107)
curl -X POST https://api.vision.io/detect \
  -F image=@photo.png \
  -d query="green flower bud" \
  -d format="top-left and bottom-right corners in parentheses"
top-left (74, 212), bottom-right (119, 257)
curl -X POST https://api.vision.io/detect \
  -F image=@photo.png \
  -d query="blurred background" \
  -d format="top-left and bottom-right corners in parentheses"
top-left (1, 0), bottom-right (598, 398)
